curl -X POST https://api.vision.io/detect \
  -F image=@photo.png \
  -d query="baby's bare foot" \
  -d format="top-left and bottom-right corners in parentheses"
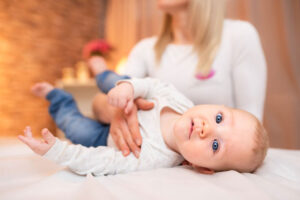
top-left (31, 82), bottom-right (54, 98)
top-left (87, 56), bottom-right (108, 76)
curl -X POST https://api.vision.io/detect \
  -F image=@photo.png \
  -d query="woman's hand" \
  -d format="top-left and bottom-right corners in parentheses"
top-left (109, 98), bottom-right (154, 158)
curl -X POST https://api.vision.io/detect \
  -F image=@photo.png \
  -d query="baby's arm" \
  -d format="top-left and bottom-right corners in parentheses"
top-left (107, 78), bottom-right (171, 114)
top-left (19, 126), bottom-right (141, 176)
top-left (107, 78), bottom-right (162, 114)
top-left (108, 78), bottom-right (192, 114)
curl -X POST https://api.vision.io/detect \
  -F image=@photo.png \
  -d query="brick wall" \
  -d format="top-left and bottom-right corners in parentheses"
top-left (0, 0), bottom-right (106, 137)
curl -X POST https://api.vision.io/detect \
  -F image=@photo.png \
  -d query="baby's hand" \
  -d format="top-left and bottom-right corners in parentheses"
top-left (18, 126), bottom-right (56, 156)
top-left (108, 82), bottom-right (134, 114)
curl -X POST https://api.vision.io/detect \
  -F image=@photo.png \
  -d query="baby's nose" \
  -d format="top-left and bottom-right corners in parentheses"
top-left (201, 122), bottom-right (212, 138)
top-left (193, 118), bottom-right (210, 138)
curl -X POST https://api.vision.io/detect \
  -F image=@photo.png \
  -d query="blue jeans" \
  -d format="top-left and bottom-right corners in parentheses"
top-left (95, 70), bottom-right (130, 93)
top-left (47, 70), bottom-right (130, 147)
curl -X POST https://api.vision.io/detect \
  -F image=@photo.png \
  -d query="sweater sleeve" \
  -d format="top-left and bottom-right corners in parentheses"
top-left (43, 138), bottom-right (141, 176)
top-left (123, 38), bottom-right (155, 77)
top-left (118, 78), bottom-right (175, 99)
top-left (118, 78), bottom-right (194, 109)
top-left (232, 22), bottom-right (267, 121)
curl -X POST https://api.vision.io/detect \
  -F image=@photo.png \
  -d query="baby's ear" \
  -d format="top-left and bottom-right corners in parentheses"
top-left (181, 160), bottom-right (191, 166)
top-left (192, 164), bottom-right (215, 175)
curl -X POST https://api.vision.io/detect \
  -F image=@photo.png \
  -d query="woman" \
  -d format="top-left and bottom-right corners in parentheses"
top-left (90, 0), bottom-right (267, 158)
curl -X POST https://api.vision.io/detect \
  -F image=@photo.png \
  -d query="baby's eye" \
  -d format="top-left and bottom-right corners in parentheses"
top-left (216, 113), bottom-right (223, 124)
top-left (212, 139), bottom-right (219, 152)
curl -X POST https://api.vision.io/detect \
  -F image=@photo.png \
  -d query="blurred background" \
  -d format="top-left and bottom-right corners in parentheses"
top-left (0, 0), bottom-right (299, 149)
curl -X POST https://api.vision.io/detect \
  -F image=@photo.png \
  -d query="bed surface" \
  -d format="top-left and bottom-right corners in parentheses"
top-left (0, 138), bottom-right (299, 200)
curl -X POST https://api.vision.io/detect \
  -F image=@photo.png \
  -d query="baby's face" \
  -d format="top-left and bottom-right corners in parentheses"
top-left (173, 105), bottom-right (256, 172)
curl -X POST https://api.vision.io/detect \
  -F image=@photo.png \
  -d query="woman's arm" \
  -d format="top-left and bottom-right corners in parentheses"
top-left (92, 92), bottom-right (116, 124)
top-left (232, 22), bottom-right (267, 121)
top-left (91, 39), bottom-right (152, 156)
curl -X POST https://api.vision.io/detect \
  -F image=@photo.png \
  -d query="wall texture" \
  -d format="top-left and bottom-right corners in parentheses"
top-left (0, 0), bottom-right (106, 137)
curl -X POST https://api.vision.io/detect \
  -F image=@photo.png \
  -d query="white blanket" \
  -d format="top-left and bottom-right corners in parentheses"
top-left (0, 138), bottom-right (299, 200)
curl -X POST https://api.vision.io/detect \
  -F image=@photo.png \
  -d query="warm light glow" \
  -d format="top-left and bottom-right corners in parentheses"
top-left (62, 67), bottom-right (75, 83)
top-left (115, 57), bottom-right (127, 74)
top-left (76, 61), bottom-right (90, 83)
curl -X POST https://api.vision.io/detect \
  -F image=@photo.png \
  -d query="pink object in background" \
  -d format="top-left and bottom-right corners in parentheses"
top-left (195, 69), bottom-right (215, 80)
top-left (82, 39), bottom-right (112, 59)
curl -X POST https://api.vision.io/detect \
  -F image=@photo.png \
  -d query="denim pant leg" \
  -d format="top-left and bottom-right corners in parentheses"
top-left (46, 89), bottom-right (110, 147)
top-left (95, 70), bottom-right (130, 93)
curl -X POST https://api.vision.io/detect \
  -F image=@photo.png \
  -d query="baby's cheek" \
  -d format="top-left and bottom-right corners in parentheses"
top-left (173, 120), bottom-right (185, 136)
top-left (181, 143), bottom-right (202, 164)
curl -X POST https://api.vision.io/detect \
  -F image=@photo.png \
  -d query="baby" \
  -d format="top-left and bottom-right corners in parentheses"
top-left (19, 78), bottom-right (269, 175)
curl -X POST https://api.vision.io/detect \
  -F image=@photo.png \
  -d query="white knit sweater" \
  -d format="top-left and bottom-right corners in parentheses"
top-left (123, 20), bottom-right (267, 121)
top-left (44, 78), bottom-right (193, 176)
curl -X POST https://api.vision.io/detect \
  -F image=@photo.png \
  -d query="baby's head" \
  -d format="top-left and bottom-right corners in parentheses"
top-left (173, 105), bottom-right (269, 174)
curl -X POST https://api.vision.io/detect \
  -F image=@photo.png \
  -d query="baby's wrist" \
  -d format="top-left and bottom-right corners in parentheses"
top-left (42, 138), bottom-right (59, 158)
top-left (120, 82), bottom-right (134, 96)
top-left (42, 142), bottom-right (56, 156)
top-left (119, 81), bottom-right (133, 88)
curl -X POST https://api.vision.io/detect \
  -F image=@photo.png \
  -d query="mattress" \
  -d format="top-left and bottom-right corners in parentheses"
top-left (0, 138), bottom-right (299, 200)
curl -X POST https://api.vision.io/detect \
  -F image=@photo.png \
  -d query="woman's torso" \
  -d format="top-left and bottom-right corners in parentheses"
top-left (124, 19), bottom-right (266, 120)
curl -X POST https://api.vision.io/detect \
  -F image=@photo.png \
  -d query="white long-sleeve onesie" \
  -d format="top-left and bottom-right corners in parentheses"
top-left (44, 78), bottom-right (194, 176)
top-left (123, 20), bottom-right (267, 121)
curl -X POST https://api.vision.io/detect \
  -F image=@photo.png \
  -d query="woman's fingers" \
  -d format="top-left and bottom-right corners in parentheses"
top-left (124, 100), bottom-right (134, 114)
top-left (110, 110), bottom-right (131, 155)
top-left (126, 107), bottom-right (142, 147)
top-left (110, 108), bottom-right (141, 157)
top-left (116, 130), bottom-right (130, 156)
top-left (135, 98), bottom-right (154, 111)
top-left (120, 120), bottom-right (140, 158)
top-left (110, 125), bottom-right (130, 156)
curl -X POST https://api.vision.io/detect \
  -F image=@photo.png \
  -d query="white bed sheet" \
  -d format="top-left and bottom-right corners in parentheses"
top-left (0, 138), bottom-right (299, 200)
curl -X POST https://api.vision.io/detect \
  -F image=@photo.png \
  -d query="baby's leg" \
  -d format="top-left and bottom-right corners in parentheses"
top-left (32, 82), bottom-right (110, 147)
top-left (87, 56), bottom-right (108, 76)
top-left (31, 82), bottom-right (54, 98)
top-left (95, 70), bottom-right (130, 93)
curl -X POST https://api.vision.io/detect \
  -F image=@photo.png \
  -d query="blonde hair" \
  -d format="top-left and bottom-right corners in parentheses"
top-left (249, 118), bottom-right (269, 172)
top-left (219, 113), bottom-right (269, 174)
top-left (154, 0), bottom-right (225, 75)
top-left (236, 117), bottom-right (269, 173)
